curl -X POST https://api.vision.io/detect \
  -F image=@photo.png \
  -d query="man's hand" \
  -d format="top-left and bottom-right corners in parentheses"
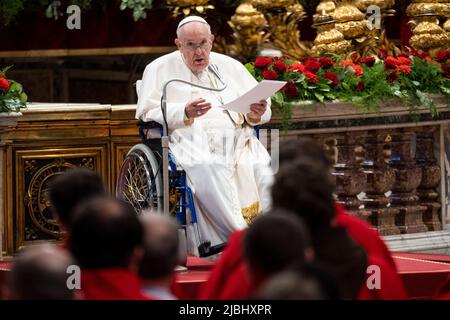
top-left (185, 98), bottom-right (212, 119)
top-left (246, 100), bottom-right (267, 123)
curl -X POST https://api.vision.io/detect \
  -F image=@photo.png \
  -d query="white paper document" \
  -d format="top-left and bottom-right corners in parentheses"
top-left (220, 80), bottom-right (287, 114)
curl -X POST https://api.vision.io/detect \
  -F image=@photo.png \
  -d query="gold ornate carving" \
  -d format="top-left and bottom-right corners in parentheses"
top-left (26, 158), bottom-right (76, 238)
top-left (166, 0), bottom-right (214, 17)
top-left (81, 157), bottom-right (94, 170)
top-left (333, 1), bottom-right (367, 40)
top-left (252, 0), bottom-right (309, 58)
top-left (24, 160), bottom-right (37, 174)
top-left (242, 201), bottom-right (261, 224)
top-left (311, 12), bottom-right (351, 56)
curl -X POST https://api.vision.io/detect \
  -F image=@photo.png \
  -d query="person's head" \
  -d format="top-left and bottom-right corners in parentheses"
top-left (279, 138), bottom-right (332, 169)
top-left (244, 211), bottom-right (312, 287)
top-left (272, 158), bottom-right (336, 235)
top-left (138, 213), bottom-right (179, 283)
top-left (174, 16), bottom-right (214, 74)
top-left (69, 197), bottom-right (144, 271)
top-left (48, 168), bottom-right (107, 233)
top-left (6, 243), bottom-right (77, 300)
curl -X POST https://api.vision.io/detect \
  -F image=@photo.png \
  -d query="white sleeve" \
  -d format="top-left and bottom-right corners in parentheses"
top-left (136, 63), bottom-right (190, 131)
top-left (236, 61), bottom-right (272, 126)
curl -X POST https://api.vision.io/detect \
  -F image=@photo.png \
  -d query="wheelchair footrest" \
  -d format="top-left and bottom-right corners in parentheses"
top-left (198, 241), bottom-right (226, 258)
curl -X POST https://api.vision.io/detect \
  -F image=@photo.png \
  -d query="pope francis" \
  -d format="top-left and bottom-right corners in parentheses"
top-left (136, 16), bottom-right (274, 255)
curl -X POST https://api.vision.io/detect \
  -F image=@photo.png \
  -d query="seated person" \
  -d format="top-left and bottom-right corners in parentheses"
top-left (5, 243), bottom-right (78, 300)
top-left (135, 15), bottom-right (273, 254)
top-left (69, 197), bottom-right (151, 300)
top-left (139, 214), bottom-right (180, 300)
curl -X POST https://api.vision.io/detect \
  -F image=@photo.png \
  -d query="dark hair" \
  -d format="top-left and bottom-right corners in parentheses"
top-left (244, 211), bottom-right (310, 277)
top-left (48, 168), bottom-right (106, 230)
top-left (279, 138), bottom-right (332, 169)
top-left (69, 197), bottom-right (143, 269)
top-left (139, 216), bottom-right (179, 280)
top-left (9, 244), bottom-right (75, 300)
top-left (272, 159), bottom-right (335, 234)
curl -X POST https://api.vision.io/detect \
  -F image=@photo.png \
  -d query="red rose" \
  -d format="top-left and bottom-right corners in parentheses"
top-left (356, 79), bottom-right (365, 92)
top-left (397, 57), bottom-right (412, 65)
top-left (304, 59), bottom-right (321, 73)
top-left (360, 57), bottom-right (376, 67)
top-left (398, 53), bottom-right (410, 59)
top-left (273, 61), bottom-right (287, 73)
top-left (319, 57), bottom-right (334, 69)
top-left (435, 50), bottom-right (450, 63)
top-left (387, 71), bottom-right (398, 83)
top-left (305, 71), bottom-right (318, 83)
top-left (351, 65), bottom-right (363, 76)
top-left (418, 51), bottom-right (430, 59)
top-left (324, 71), bottom-right (339, 87)
top-left (288, 62), bottom-right (305, 73)
top-left (282, 81), bottom-right (298, 98)
top-left (254, 57), bottom-right (272, 68)
top-left (396, 65), bottom-right (411, 75)
top-left (0, 78), bottom-right (10, 92)
top-left (262, 69), bottom-right (278, 80)
top-left (350, 53), bottom-right (360, 63)
top-left (442, 64), bottom-right (450, 78)
top-left (384, 57), bottom-right (399, 69)
top-left (379, 49), bottom-right (388, 59)
top-left (339, 60), bottom-right (353, 67)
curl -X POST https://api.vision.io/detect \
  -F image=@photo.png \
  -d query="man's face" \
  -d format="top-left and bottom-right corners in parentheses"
top-left (175, 22), bottom-right (214, 74)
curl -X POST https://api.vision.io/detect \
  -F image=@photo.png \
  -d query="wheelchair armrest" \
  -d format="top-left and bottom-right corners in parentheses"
top-left (138, 121), bottom-right (163, 141)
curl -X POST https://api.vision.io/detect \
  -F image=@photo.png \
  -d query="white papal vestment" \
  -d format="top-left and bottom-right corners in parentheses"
top-left (136, 51), bottom-right (273, 255)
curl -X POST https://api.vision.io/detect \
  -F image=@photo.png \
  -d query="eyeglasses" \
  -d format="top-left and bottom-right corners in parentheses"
top-left (181, 40), bottom-right (212, 52)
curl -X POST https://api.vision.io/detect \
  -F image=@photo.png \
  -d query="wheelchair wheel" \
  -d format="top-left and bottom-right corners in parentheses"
top-left (116, 143), bottom-right (163, 213)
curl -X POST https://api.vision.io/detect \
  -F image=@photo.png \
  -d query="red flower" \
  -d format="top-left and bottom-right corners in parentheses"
top-left (397, 57), bottom-right (412, 65)
top-left (324, 71), bottom-right (339, 87)
top-left (0, 78), bottom-right (10, 92)
top-left (319, 57), bottom-right (334, 69)
top-left (442, 64), bottom-right (450, 79)
top-left (351, 65), bottom-right (363, 76)
top-left (384, 57), bottom-right (399, 69)
top-left (304, 59), bottom-right (321, 73)
top-left (398, 53), bottom-right (410, 59)
top-left (305, 71), bottom-right (318, 83)
top-left (273, 61), bottom-right (287, 73)
top-left (387, 71), bottom-right (398, 83)
top-left (255, 57), bottom-right (272, 68)
top-left (435, 50), bottom-right (450, 63)
top-left (360, 57), bottom-right (376, 67)
top-left (356, 79), bottom-right (365, 92)
top-left (282, 81), bottom-right (298, 98)
top-left (350, 53), bottom-right (360, 63)
top-left (379, 49), bottom-right (388, 59)
top-left (262, 69), bottom-right (278, 80)
top-left (339, 60), bottom-right (354, 67)
top-left (396, 65), bottom-right (411, 75)
top-left (288, 62), bottom-right (305, 73)
top-left (414, 51), bottom-right (430, 59)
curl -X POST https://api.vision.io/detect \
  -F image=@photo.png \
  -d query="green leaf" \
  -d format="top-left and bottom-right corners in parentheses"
top-left (245, 63), bottom-right (255, 76)
top-left (314, 92), bottom-right (324, 102)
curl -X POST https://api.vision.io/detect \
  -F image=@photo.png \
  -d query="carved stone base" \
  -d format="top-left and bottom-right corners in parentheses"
top-left (369, 207), bottom-right (401, 236)
top-left (395, 205), bottom-right (428, 234)
top-left (421, 202), bottom-right (442, 231)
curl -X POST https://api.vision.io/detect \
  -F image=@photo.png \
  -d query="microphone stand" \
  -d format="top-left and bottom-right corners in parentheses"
top-left (160, 65), bottom-right (227, 217)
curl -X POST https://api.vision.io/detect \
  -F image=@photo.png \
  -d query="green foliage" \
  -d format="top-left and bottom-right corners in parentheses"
top-left (120, 0), bottom-right (154, 21)
top-left (0, 67), bottom-right (27, 113)
top-left (0, 0), bottom-right (24, 26)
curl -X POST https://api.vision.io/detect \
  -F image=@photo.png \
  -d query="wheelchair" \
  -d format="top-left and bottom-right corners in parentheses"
top-left (116, 121), bottom-right (226, 257)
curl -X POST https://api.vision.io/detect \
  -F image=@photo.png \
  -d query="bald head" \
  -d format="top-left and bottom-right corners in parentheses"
top-left (139, 213), bottom-right (179, 280)
top-left (8, 243), bottom-right (75, 300)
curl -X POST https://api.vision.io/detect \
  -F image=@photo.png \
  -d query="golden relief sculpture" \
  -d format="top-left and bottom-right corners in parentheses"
top-left (166, 0), bottom-right (214, 17)
top-left (311, 11), bottom-right (352, 57)
top-left (225, 2), bottom-right (269, 62)
top-left (333, 0), bottom-right (367, 40)
top-left (251, 0), bottom-right (309, 58)
top-left (407, 0), bottom-right (449, 50)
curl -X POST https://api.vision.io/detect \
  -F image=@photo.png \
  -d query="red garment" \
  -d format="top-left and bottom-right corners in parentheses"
top-left (199, 204), bottom-right (404, 300)
top-left (198, 231), bottom-right (252, 300)
top-left (357, 255), bottom-right (407, 300)
top-left (81, 268), bottom-right (153, 300)
top-left (334, 204), bottom-right (397, 271)
top-left (434, 275), bottom-right (450, 300)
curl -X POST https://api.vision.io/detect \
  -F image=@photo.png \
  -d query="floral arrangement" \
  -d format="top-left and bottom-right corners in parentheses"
top-left (245, 50), bottom-right (450, 129)
top-left (0, 66), bottom-right (27, 113)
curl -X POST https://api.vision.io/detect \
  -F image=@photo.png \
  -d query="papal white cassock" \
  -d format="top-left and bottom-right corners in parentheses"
top-left (136, 50), bottom-right (273, 255)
